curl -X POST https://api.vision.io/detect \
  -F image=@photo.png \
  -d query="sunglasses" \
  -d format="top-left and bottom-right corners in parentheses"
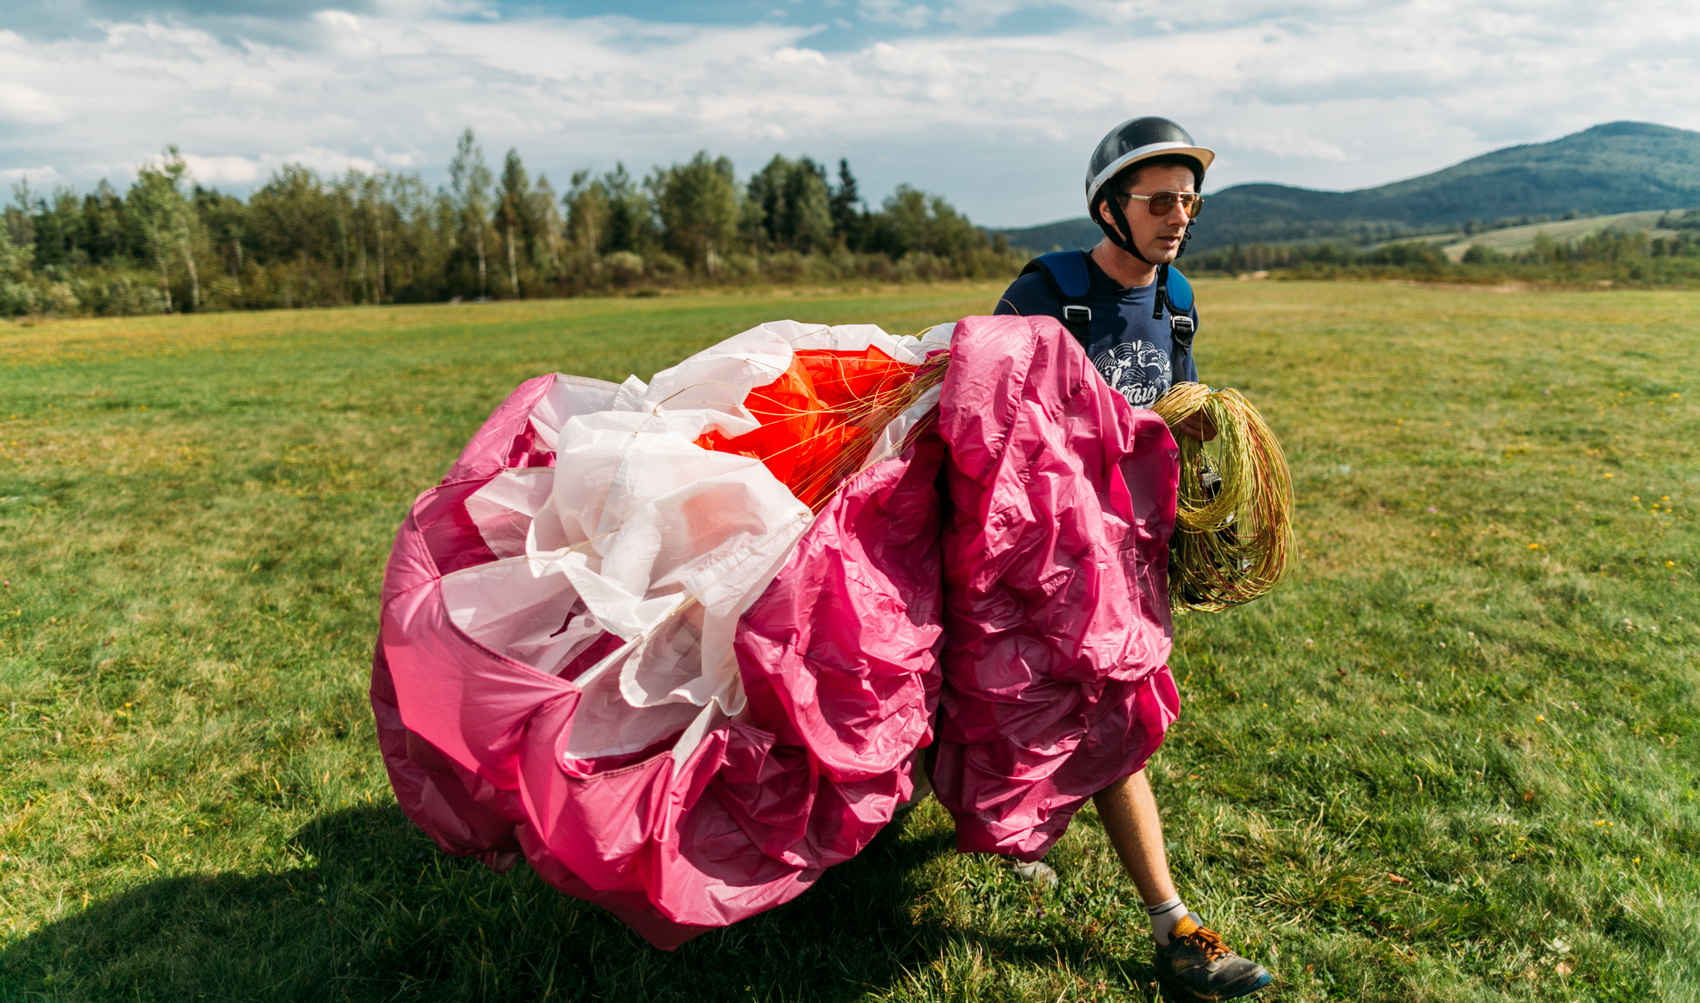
top-left (1117, 190), bottom-right (1203, 218)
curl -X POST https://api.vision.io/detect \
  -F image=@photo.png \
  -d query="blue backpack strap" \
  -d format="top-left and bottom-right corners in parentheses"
top-left (1164, 265), bottom-right (1193, 314)
top-left (1025, 250), bottom-right (1092, 298)
top-left (1160, 264), bottom-right (1198, 385)
top-left (1019, 251), bottom-right (1093, 343)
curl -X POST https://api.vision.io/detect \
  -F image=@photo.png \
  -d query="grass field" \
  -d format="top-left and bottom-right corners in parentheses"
top-left (1, 281), bottom-right (1696, 1002)
top-left (1433, 210), bottom-right (1687, 261)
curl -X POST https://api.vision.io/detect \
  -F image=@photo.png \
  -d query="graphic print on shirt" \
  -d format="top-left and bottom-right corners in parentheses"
top-left (1092, 340), bottom-right (1170, 407)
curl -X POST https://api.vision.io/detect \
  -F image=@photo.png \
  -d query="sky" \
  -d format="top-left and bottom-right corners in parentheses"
top-left (2, 0), bottom-right (1697, 228)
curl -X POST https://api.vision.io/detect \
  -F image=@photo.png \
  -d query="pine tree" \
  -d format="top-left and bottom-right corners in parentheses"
top-left (830, 158), bottom-right (864, 249)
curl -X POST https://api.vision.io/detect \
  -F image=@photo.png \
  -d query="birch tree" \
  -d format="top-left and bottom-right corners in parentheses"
top-left (448, 129), bottom-right (493, 297)
top-left (495, 148), bottom-right (531, 296)
top-left (529, 173), bottom-right (564, 276)
top-left (128, 147), bottom-right (198, 311)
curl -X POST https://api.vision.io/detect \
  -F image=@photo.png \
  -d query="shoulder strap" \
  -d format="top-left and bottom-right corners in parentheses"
top-left (1019, 251), bottom-right (1093, 343)
top-left (1164, 266), bottom-right (1194, 314)
top-left (1152, 263), bottom-right (1195, 318)
top-left (1158, 264), bottom-right (1197, 385)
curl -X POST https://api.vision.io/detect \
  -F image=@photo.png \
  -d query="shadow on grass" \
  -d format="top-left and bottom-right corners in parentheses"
top-left (1, 803), bottom-right (1109, 1001)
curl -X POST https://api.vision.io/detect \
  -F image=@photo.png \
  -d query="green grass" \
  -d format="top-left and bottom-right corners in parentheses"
top-left (1, 282), bottom-right (1696, 1001)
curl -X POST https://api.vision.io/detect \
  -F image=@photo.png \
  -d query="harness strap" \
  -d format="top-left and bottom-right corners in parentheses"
top-left (1019, 251), bottom-right (1094, 343)
top-left (1164, 264), bottom-right (1196, 385)
top-left (1021, 252), bottom-right (1197, 385)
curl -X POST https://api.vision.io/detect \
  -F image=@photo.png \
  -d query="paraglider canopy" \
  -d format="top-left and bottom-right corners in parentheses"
top-left (372, 315), bottom-right (1183, 947)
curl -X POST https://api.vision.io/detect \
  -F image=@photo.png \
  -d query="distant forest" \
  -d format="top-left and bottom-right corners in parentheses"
top-left (8, 130), bottom-right (1700, 320)
top-left (0, 129), bottom-right (1024, 318)
top-left (1184, 210), bottom-right (1700, 285)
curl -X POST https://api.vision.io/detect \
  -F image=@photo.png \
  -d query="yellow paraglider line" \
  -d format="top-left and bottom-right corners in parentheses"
top-left (1151, 382), bottom-right (1295, 613)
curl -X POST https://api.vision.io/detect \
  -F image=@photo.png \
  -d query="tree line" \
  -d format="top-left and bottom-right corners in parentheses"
top-left (0, 129), bottom-right (1023, 318)
top-left (1188, 212), bottom-right (1700, 287)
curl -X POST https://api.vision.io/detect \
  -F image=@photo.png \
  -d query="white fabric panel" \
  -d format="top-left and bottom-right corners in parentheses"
top-left (438, 555), bottom-right (599, 675)
top-left (464, 468), bottom-right (556, 559)
top-left (440, 318), bottom-right (951, 765)
top-left (529, 375), bottom-right (622, 448)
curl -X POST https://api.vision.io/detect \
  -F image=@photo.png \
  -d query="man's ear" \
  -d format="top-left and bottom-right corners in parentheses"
top-left (1095, 198), bottom-right (1128, 244)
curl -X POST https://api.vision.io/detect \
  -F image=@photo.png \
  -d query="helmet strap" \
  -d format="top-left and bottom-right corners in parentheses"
top-left (1096, 196), bottom-right (1156, 266)
top-left (1097, 198), bottom-right (1199, 267)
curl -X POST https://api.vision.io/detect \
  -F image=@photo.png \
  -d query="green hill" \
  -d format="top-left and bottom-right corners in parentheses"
top-left (998, 121), bottom-right (1700, 256)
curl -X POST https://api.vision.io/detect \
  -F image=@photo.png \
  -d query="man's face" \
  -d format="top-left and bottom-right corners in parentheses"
top-left (1099, 163), bottom-right (1197, 264)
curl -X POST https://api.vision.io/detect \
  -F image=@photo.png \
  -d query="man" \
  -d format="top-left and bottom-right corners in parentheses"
top-left (994, 116), bottom-right (1273, 1001)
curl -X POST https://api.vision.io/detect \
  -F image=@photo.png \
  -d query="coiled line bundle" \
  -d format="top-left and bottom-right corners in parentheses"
top-left (1152, 382), bottom-right (1294, 612)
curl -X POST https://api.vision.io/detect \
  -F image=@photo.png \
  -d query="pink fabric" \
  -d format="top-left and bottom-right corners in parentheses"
top-left (443, 372), bottom-right (560, 482)
top-left (372, 314), bottom-right (1180, 946)
top-left (372, 422), bottom-right (943, 948)
top-left (929, 315), bottom-right (1181, 858)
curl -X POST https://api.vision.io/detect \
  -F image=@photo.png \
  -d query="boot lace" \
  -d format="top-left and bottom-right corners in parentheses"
top-left (1176, 922), bottom-right (1232, 962)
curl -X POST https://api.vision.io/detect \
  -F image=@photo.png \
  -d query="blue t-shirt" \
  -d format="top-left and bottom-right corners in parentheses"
top-left (994, 252), bottom-right (1199, 409)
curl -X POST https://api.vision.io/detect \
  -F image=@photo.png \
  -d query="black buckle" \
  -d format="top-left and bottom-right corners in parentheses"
top-left (1062, 304), bottom-right (1091, 325)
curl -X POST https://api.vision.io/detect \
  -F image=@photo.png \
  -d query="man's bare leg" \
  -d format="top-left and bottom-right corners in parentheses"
top-left (1093, 767), bottom-right (1176, 907)
top-left (1098, 768), bottom-right (1272, 998)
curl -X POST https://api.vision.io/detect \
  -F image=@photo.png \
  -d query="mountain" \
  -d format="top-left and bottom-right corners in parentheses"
top-left (996, 121), bottom-right (1700, 256)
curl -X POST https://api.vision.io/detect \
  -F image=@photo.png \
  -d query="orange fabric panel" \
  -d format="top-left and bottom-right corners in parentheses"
top-left (696, 346), bottom-right (919, 509)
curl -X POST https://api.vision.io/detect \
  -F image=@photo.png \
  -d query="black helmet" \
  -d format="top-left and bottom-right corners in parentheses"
top-left (1084, 116), bottom-right (1214, 208)
top-left (1085, 116), bottom-right (1214, 264)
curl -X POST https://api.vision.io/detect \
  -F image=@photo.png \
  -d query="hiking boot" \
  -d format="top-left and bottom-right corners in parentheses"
top-left (999, 856), bottom-right (1059, 890)
top-left (1153, 913), bottom-right (1272, 1001)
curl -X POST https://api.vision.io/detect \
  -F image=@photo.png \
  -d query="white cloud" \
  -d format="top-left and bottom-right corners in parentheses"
top-left (314, 9), bottom-right (364, 32)
top-left (771, 45), bottom-right (829, 67)
top-left (0, 83), bottom-right (67, 125)
top-left (858, 0), bottom-right (931, 30)
top-left (0, 166), bottom-right (64, 187)
top-left (1216, 123), bottom-right (1349, 164)
top-left (178, 154), bottom-right (263, 185)
top-left (371, 0), bottom-right (496, 16)
top-left (0, 2), bottom-right (1697, 226)
top-left (311, 8), bottom-right (381, 54)
top-left (932, 0), bottom-right (1025, 28)
top-left (273, 147), bottom-right (383, 176)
